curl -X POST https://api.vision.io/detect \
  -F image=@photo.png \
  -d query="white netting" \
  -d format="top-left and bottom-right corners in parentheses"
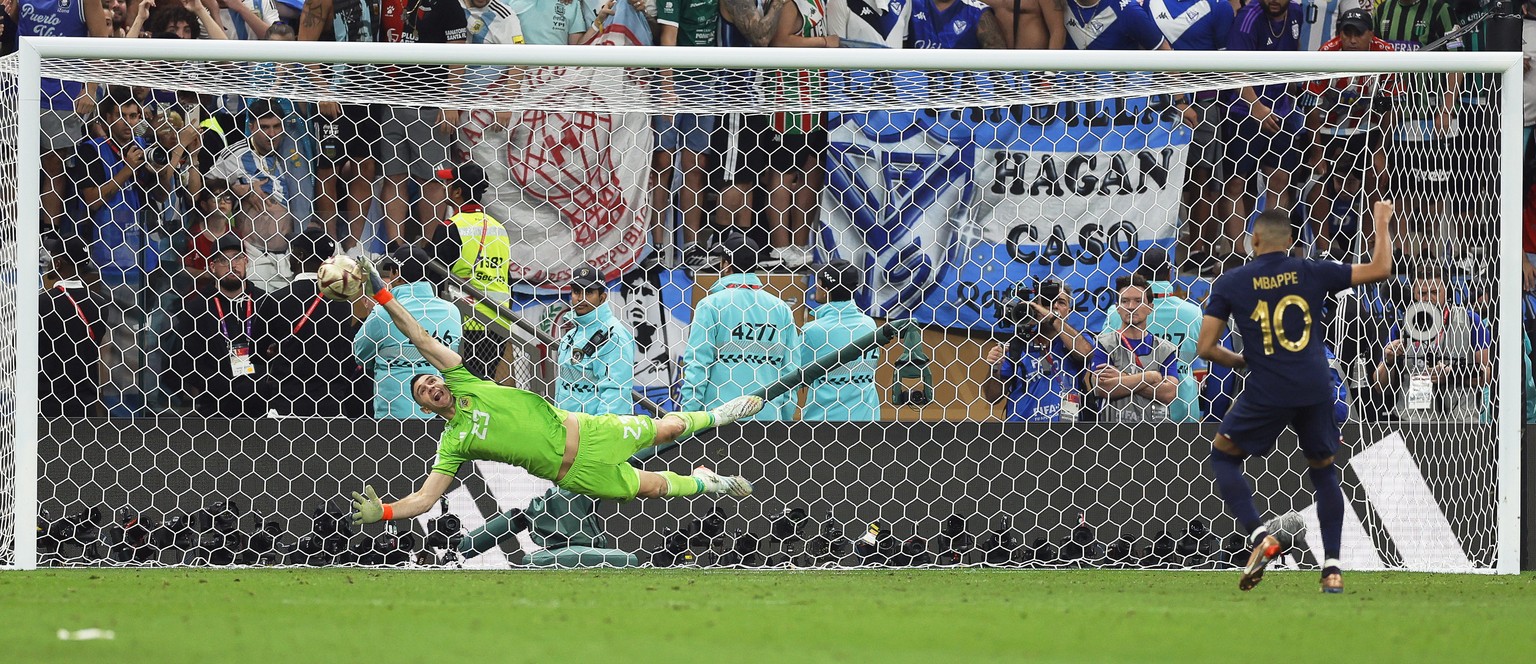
top-left (0, 56), bottom-right (1353, 113)
top-left (0, 44), bottom-right (1515, 572)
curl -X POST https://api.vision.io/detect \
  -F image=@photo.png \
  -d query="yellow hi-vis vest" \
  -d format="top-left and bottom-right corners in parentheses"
top-left (199, 116), bottom-right (224, 134)
top-left (448, 204), bottom-right (512, 332)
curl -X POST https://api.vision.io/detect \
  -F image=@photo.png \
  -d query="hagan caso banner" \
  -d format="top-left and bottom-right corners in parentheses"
top-left (822, 95), bottom-right (1190, 335)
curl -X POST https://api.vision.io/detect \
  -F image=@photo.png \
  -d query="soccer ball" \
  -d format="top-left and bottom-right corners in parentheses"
top-left (317, 256), bottom-right (365, 302)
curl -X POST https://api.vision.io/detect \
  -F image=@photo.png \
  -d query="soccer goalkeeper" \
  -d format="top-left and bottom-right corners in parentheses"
top-left (346, 257), bottom-right (761, 526)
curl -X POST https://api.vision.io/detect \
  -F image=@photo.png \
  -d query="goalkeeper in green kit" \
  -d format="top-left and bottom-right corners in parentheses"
top-left (347, 257), bottom-right (761, 526)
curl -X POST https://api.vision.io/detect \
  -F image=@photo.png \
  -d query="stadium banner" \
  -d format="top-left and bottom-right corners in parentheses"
top-left (38, 420), bottom-right (1494, 571)
top-left (822, 95), bottom-right (1190, 335)
top-left (460, 41), bottom-right (653, 296)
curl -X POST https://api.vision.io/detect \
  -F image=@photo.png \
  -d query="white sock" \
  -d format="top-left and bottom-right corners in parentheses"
top-left (1323, 558), bottom-right (1341, 571)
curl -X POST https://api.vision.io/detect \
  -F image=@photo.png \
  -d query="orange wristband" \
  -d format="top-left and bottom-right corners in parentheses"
top-left (373, 288), bottom-right (394, 306)
top-left (381, 504), bottom-right (394, 521)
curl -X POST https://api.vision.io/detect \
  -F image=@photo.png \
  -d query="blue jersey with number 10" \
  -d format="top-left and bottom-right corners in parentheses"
top-left (1204, 253), bottom-right (1352, 407)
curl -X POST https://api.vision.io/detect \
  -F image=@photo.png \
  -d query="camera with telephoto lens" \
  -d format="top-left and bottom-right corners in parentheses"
top-left (806, 512), bottom-right (843, 565)
top-left (351, 536), bottom-right (383, 566)
top-left (682, 508), bottom-right (727, 551)
top-left (1003, 279), bottom-right (1063, 340)
top-left (1218, 533), bottom-right (1250, 568)
top-left (699, 528), bottom-right (738, 568)
top-left (378, 525), bottom-right (418, 567)
top-left (189, 499), bottom-right (246, 566)
top-left (1107, 535), bottom-right (1137, 568)
top-left (247, 515), bottom-right (293, 566)
top-left (731, 528), bottom-right (761, 567)
top-left (102, 508), bottom-right (157, 564)
top-left (651, 526), bottom-right (689, 568)
top-left (424, 498), bottom-right (464, 552)
top-left (1028, 536), bottom-right (1059, 567)
top-left (1176, 518), bottom-right (1217, 568)
top-left (759, 505), bottom-right (812, 567)
top-left (770, 506), bottom-right (810, 540)
top-left (311, 500), bottom-right (351, 538)
top-left (932, 514), bottom-right (974, 566)
top-left (151, 511), bottom-right (196, 552)
top-left (44, 505), bottom-right (106, 562)
top-left (1147, 530), bottom-right (1177, 567)
top-left (1059, 515), bottom-right (1106, 567)
top-left (295, 533), bottom-right (329, 566)
top-left (891, 536), bottom-right (932, 567)
top-left (980, 515), bottom-right (1023, 565)
top-left (37, 510), bottom-right (58, 556)
top-left (295, 500), bottom-right (353, 566)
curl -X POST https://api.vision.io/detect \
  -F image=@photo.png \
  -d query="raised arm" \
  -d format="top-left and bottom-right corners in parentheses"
top-left (297, 0), bottom-right (332, 41)
top-left (350, 472), bottom-right (454, 524)
top-left (357, 256), bottom-right (463, 371)
top-left (224, 0), bottom-right (274, 39)
top-left (193, 0), bottom-right (230, 40)
top-left (1033, 302), bottom-right (1094, 360)
top-left (1350, 200), bottom-right (1395, 286)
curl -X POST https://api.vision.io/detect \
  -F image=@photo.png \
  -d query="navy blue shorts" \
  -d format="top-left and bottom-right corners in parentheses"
top-left (1217, 395), bottom-right (1340, 461)
top-left (1222, 114), bottom-right (1304, 180)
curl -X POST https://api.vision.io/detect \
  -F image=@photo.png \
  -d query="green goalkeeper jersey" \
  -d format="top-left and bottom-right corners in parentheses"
top-left (431, 365), bottom-right (570, 480)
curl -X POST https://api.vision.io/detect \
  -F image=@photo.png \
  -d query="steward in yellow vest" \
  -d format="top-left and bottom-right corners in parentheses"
top-left (431, 164), bottom-right (512, 379)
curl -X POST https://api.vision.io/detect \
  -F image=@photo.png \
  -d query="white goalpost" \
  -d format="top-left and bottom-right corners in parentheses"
top-left (0, 37), bottom-right (1522, 573)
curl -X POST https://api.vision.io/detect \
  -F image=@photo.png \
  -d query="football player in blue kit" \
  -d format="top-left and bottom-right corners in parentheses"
top-left (1197, 201), bottom-right (1395, 595)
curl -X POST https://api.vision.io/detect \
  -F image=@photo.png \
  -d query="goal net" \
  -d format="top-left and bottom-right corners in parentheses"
top-left (0, 39), bottom-right (1521, 573)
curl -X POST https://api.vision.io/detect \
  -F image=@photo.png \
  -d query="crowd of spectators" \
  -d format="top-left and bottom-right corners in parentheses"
top-left (5, 0), bottom-right (1521, 424)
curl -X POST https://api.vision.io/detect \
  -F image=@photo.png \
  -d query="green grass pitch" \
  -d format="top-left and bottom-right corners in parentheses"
top-left (3, 569), bottom-right (1533, 663)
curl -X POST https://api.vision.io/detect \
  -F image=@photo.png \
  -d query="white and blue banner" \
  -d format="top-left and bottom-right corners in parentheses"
top-left (822, 95), bottom-right (1190, 335)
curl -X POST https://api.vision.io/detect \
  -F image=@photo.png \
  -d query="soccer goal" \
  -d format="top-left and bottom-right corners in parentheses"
top-left (0, 38), bottom-right (1522, 573)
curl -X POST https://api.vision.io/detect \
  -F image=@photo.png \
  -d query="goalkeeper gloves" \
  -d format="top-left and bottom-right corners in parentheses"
top-left (351, 484), bottom-right (388, 525)
top-left (354, 255), bottom-right (393, 305)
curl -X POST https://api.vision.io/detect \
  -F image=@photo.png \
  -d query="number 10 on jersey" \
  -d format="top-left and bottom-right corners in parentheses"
top-left (1250, 296), bottom-right (1312, 355)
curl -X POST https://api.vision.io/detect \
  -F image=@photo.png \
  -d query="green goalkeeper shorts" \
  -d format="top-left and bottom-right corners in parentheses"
top-left (557, 413), bottom-right (657, 501)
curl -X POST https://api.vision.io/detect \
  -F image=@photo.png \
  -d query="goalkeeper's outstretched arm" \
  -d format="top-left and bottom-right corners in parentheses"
top-left (352, 472), bottom-right (454, 525)
top-left (355, 256), bottom-right (463, 371)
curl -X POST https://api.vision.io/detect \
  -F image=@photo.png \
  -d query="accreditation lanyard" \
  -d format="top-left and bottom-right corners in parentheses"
top-left (291, 295), bottom-right (325, 335)
top-left (1406, 308), bottom-right (1452, 411)
top-left (213, 295), bottom-right (254, 344)
top-left (57, 286), bottom-right (96, 342)
top-left (1120, 334), bottom-right (1147, 369)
